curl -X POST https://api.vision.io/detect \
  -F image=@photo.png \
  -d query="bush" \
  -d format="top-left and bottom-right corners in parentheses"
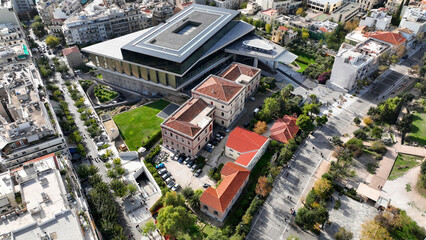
top-left (353, 129), bottom-right (368, 140)
top-left (353, 117), bottom-right (361, 125)
top-left (333, 200), bottom-right (341, 209)
top-left (150, 196), bottom-right (164, 213)
top-left (371, 140), bottom-right (387, 154)
top-left (145, 145), bottom-right (161, 163)
top-left (142, 131), bottom-right (162, 150)
top-left (363, 117), bottom-right (373, 126)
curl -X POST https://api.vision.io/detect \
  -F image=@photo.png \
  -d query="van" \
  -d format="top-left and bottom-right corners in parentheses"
top-left (253, 108), bottom-right (260, 115)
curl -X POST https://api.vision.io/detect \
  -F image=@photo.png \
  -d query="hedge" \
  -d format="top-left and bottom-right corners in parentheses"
top-left (149, 195), bottom-right (164, 214)
top-left (142, 131), bottom-right (162, 150)
top-left (145, 145), bottom-right (161, 163)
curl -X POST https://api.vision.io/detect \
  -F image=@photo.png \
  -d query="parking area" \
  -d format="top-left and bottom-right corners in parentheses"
top-left (159, 147), bottom-right (215, 190)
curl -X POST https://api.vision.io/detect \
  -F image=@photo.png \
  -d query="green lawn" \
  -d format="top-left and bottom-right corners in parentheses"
top-left (293, 55), bottom-right (315, 73)
top-left (389, 153), bottom-right (423, 180)
top-left (202, 224), bottom-right (217, 236)
top-left (113, 100), bottom-right (169, 151)
top-left (408, 110), bottom-right (426, 146)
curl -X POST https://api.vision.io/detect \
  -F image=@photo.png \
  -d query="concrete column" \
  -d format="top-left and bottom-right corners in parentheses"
top-left (253, 58), bottom-right (258, 68)
top-left (273, 61), bottom-right (278, 69)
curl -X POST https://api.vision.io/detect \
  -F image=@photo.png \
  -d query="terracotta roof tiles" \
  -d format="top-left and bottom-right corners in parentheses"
top-left (226, 127), bottom-right (268, 153)
top-left (200, 162), bottom-right (250, 212)
top-left (193, 75), bottom-right (243, 102)
top-left (219, 63), bottom-right (260, 82)
top-left (365, 31), bottom-right (406, 45)
top-left (62, 46), bottom-right (80, 56)
top-left (269, 115), bottom-right (299, 143)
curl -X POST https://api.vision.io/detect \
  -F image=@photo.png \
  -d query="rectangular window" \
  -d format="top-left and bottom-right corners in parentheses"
top-left (214, 211), bottom-right (218, 215)
top-left (170, 133), bottom-right (173, 137)
top-left (221, 112), bottom-right (224, 116)
top-left (203, 205), bottom-right (208, 210)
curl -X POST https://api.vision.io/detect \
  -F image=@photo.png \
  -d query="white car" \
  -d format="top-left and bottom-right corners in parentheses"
top-left (171, 184), bottom-right (180, 191)
top-left (167, 181), bottom-right (175, 189)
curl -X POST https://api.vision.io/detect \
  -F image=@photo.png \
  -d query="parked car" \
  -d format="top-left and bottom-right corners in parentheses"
top-left (194, 169), bottom-right (202, 177)
top-left (215, 137), bottom-right (221, 142)
top-left (211, 140), bottom-right (219, 146)
top-left (183, 156), bottom-right (190, 165)
top-left (161, 172), bottom-right (171, 180)
top-left (191, 164), bottom-right (198, 172)
top-left (155, 163), bottom-right (165, 169)
top-left (173, 153), bottom-right (180, 161)
top-left (172, 184), bottom-right (180, 191)
top-left (157, 168), bottom-right (167, 175)
top-left (216, 134), bottom-right (223, 140)
top-left (203, 145), bottom-right (213, 152)
top-left (218, 131), bottom-right (226, 137)
top-left (167, 181), bottom-right (175, 189)
top-left (165, 177), bottom-right (174, 184)
top-left (187, 160), bottom-right (195, 168)
top-left (250, 96), bottom-right (255, 101)
top-left (203, 183), bottom-right (210, 188)
top-left (178, 156), bottom-right (184, 164)
top-left (207, 143), bottom-right (215, 149)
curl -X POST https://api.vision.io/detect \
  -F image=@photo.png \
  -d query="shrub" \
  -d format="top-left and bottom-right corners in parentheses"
top-left (333, 200), bottom-right (341, 209)
top-left (353, 117), bottom-right (361, 125)
top-left (371, 140), bottom-right (387, 154)
top-left (150, 196), bottom-right (164, 213)
top-left (353, 129), bottom-right (368, 140)
top-left (145, 145), bottom-right (161, 163)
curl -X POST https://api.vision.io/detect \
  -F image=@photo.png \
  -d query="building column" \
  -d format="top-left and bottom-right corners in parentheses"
top-left (273, 61), bottom-right (278, 69)
top-left (253, 58), bottom-right (258, 68)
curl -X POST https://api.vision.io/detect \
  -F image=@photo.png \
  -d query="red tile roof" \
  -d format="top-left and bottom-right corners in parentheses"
top-left (62, 46), bottom-right (80, 56)
top-left (365, 31), bottom-right (406, 45)
top-left (270, 115), bottom-right (299, 143)
top-left (319, 27), bottom-right (328, 33)
top-left (260, 9), bottom-right (277, 16)
top-left (226, 127), bottom-right (268, 153)
top-left (219, 63), bottom-right (260, 82)
top-left (200, 162), bottom-right (250, 212)
top-left (193, 75), bottom-right (243, 102)
top-left (164, 98), bottom-right (211, 137)
top-left (235, 151), bottom-right (257, 167)
top-left (278, 26), bottom-right (289, 32)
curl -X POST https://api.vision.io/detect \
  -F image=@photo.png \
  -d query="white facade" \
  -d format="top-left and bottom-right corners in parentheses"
top-left (307, 0), bottom-right (342, 13)
top-left (63, 4), bottom-right (152, 45)
top-left (225, 138), bottom-right (269, 170)
top-left (359, 9), bottom-right (391, 30)
top-left (399, 7), bottom-right (426, 36)
top-left (11, 0), bottom-right (33, 14)
top-left (214, 0), bottom-right (241, 9)
top-left (328, 39), bottom-right (390, 92)
top-left (256, 0), bottom-right (301, 14)
top-left (356, 0), bottom-right (379, 11)
top-left (258, 9), bottom-right (279, 23)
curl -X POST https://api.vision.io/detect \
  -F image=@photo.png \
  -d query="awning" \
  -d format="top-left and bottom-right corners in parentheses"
top-left (356, 183), bottom-right (381, 201)
top-left (276, 51), bottom-right (298, 64)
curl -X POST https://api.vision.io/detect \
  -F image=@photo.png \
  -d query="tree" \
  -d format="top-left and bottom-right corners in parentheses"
top-left (313, 178), bottom-right (333, 199)
top-left (46, 35), bottom-right (60, 48)
top-left (353, 129), bottom-right (368, 140)
top-left (31, 21), bottom-right (46, 38)
top-left (315, 115), bottom-right (328, 126)
top-left (361, 220), bottom-right (393, 240)
top-left (280, 84), bottom-right (294, 99)
top-left (260, 97), bottom-right (280, 120)
top-left (181, 187), bottom-right (194, 200)
top-left (335, 227), bottom-right (353, 240)
top-left (344, 19), bottom-right (359, 32)
top-left (391, 0), bottom-right (404, 26)
top-left (371, 140), bottom-right (387, 154)
top-left (253, 20), bottom-right (261, 29)
top-left (331, 135), bottom-right (343, 146)
top-left (205, 228), bottom-right (228, 240)
top-left (353, 117), bottom-right (361, 125)
top-left (240, 2), bottom-right (248, 9)
top-left (142, 220), bottom-right (156, 239)
top-left (371, 127), bottom-right (383, 139)
top-left (255, 176), bottom-right (271, 198)
top-left (110, 179), bottom-right (127, 198)
top-left (396, 45), bottom-right (406, 58)
top-left (301, 28), bottom-right (309, 40)
top-left (189, 196), bottom-right (200, 209)
top-left (296, 7), bottom-right (304, 16)
top-left (295, 207), bottom-right (316, 229)
top-left (253, 121), bottom-right (268, 134)
top-left (303, 103), bottom-right (320, 116)
top-left (363, 116), bottom-right (373, 126)
top-left (390, 54), bottom-right (399, 64)
top-left (76, 143), bottom-right (86, 156)
top-left (157, 206), bottom-right (196, 238)
top-left (126, 184), bottom-right (138, 196)
top-left (265, 24), bottom-right (272, 34)
top-left (296, 114), bottom-right (315, 132)
top-left (163, 191), bottom-right (185, 207)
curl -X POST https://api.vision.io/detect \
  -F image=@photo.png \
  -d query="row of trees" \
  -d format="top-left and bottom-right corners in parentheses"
top-left (367, 93), bottom-right (414, 125)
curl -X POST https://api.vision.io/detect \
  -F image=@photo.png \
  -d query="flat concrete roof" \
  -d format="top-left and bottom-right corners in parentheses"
top-left (121, 4), bottom-right (239, 63)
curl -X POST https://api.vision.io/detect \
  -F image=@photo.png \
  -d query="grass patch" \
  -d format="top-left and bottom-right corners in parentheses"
top-left (388, 153), bottom-right (423, 180)
top-left (295, 60), bottom-right (309, 73)
top-left (408, 110), bottom-right (426, 146)
top-left (202, 224), bottom-right (216, 236)
top-left (96, 74), bottom-right (103, 79)
top-left (113, 100), bottom-right (169, 151)
top-left (223, 150), bottom-right (273, 227)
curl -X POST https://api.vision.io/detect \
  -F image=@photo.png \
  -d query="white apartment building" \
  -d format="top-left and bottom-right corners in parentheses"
top-left (356, 0), bottom-right (379, 11)
top-left (0, 64), bottom-right (68, 170)
top-left (214, 0), bottom-right (241, 9)
top-left (307, 0), bottom-right (342, 13)
top-left (256, 0), bottom-right (301, 14)
top-left (359, 8), bottom-right (392, 30)
top-left (328, 39), bottom-right (391, 92)
top-left (399, 7), bottom-right (426, 36)
top-left (192, 75), bottom-right (245, 128)
top-left (161, 98), bottom-right (215, 158)
top-left (11, 0), bottom-right (33, 15)
top-left (0, 154), bottom-right (86, 239)
top-left (258, 9), bottom-right (279, 23)
top-left (63, 2), bottom-right (152, 45)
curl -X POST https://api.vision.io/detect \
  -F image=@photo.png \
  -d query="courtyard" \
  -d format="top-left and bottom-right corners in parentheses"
top-left (113, 99), bottom-right (170, 151)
